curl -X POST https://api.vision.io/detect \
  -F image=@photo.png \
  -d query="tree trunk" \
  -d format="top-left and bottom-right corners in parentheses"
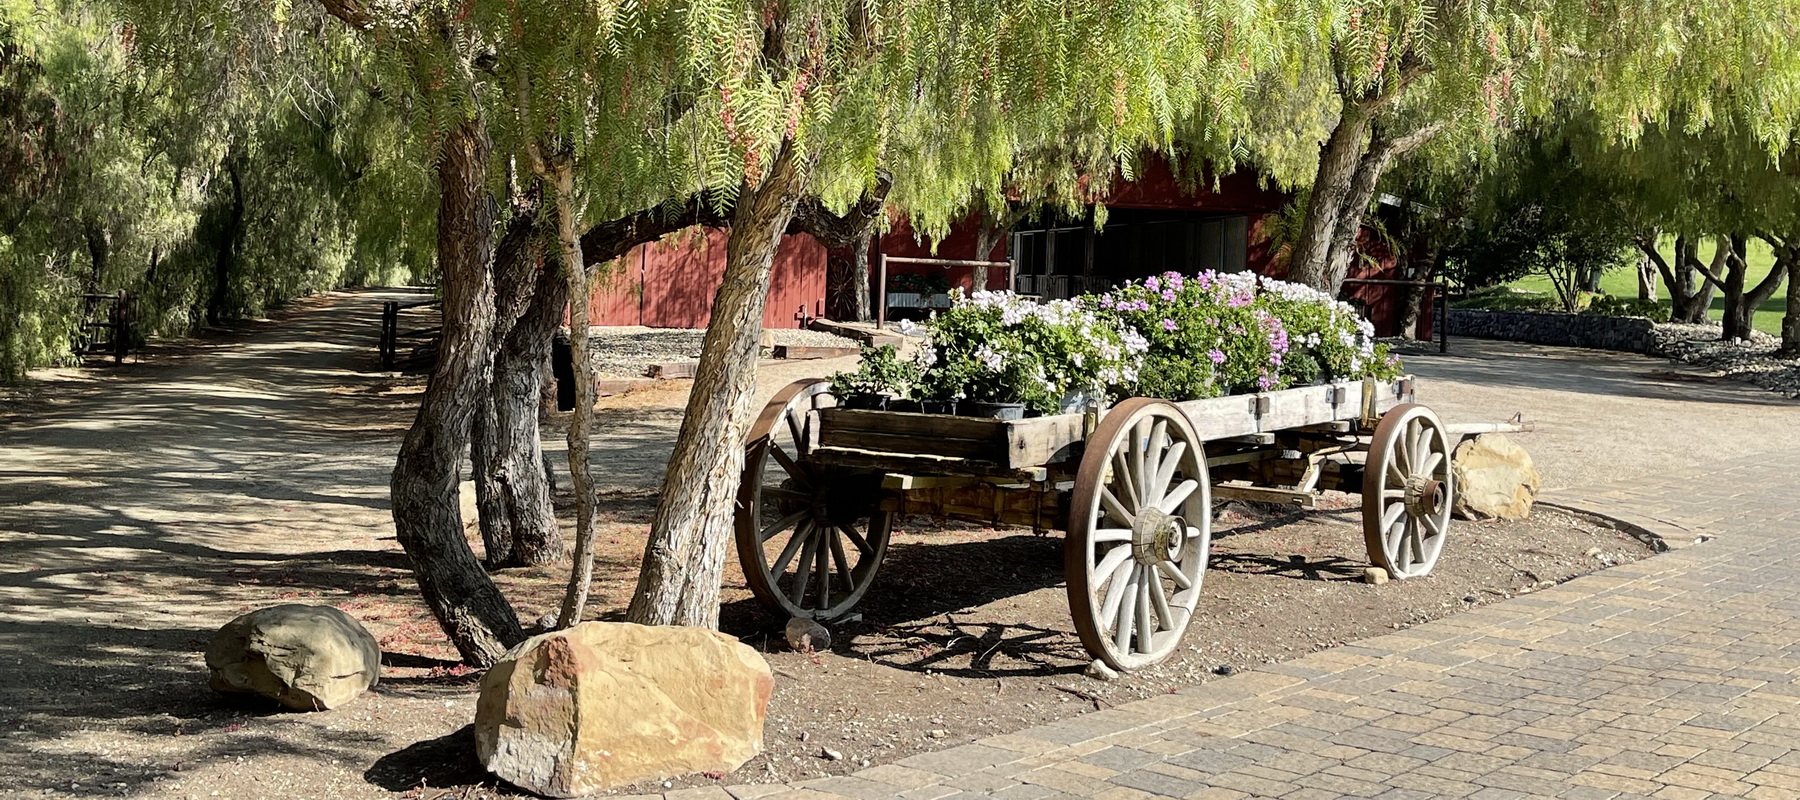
top-left (474, 266), bottom-right (567, 568)
top-left (1636, 249), bottom-right (1657, 302)
top-left (1650, 235), bottom-right (1712, 324)
top-left (1287, 102), bottom-right (1374, 291)
top-left (1779, 243), bottom-right (1800, 356)
top-left (472, 187), bottom-right (564, 569)
top-left (537, 155), bottom-right (599, 629)
top-left (390, 116), bottom-right (524, 666)
top-left (206, 155), bottom-right (244, 326)
top-left (824, 241), bottom-right (871, 321)
top-left (628, 141), bottom-right (814, 628)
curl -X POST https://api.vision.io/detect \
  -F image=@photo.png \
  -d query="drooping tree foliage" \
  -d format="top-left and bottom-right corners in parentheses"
top-left (0, 3), bottom-right (431, 380)
top-left (1245, 0), bottom-right (1800, 296)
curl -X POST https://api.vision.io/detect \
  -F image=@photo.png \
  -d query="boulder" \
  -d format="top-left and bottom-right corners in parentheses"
top-left (474, 622), bottom-right (773, 797)
top-left (1451, 433), bottom-right (1542, 521)
top-left (205, 604), bottom-right (382, 711)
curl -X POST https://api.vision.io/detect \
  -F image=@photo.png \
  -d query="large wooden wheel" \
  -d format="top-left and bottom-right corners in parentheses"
top-left (1362, 403), bottom-right (1453, 579)
top-left (1066, 398), bottom-right (1211, 671)
top-left (735, 379), bottom-right (892, 621)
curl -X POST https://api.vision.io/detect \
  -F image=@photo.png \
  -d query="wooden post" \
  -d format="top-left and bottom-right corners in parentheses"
top-left (876, 252), bottom-right (888, 327)
top-left (1437, 285), bottom-right (1448, 354)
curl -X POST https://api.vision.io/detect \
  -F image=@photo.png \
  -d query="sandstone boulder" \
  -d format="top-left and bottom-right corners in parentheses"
top-left (475, 622), bottom-right (773, 797)
top-left (1452, 433), bottom-right (1542, 521)
top-left (206, 604), bottom-right (381, 711)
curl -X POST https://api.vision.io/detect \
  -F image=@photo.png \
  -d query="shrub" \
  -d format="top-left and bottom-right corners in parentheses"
top-left (1583, 294), bottom-right (1671, 322)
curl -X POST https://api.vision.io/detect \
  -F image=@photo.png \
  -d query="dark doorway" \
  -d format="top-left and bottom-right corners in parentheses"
top-left (1011, 208), bottom-right (1249, 298)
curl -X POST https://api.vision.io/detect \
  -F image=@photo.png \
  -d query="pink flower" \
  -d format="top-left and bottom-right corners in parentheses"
top-left (1161, 290), bottom-right (1177, 302)
top-left (1207, 349), bottom-right (1226, 364)
top-left (1161, 318), bottom-right (1177, 331)
top-left (1145, 276), bottom-right (1161, 292)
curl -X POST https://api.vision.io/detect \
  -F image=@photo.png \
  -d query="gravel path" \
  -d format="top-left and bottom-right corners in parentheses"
top-left (1652, 322), bottom-right (1800, 397)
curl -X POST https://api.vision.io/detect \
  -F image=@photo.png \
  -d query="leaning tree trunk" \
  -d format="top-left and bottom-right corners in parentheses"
top-left (390, 117), bottom-right (524, 666)
top-left (628, 141), bottom-right (814, 628)
top-left (1717, 236), bottom-right (1751, 341)
top-left (537, 156), bottom-right (600, 630)
top-left (1637, 250), bottom-right (1657, 302)
top-left (1288, 102), bottom-right (1374, 291)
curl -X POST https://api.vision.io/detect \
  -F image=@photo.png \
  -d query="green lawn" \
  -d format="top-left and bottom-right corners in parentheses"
top-left (1502, 238), bottom-right (1787, 335)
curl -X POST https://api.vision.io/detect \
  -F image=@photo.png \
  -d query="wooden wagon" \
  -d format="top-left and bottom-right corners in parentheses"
top-left (734, 376), bottom-right (1458, 671)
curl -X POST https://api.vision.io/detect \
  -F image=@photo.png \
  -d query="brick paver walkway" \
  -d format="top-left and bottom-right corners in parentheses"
top-left (685, 450), bottom-right (1800, 800)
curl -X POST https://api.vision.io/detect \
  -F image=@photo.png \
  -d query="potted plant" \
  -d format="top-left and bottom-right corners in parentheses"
top-left (827, 344), bottom-right (922, 410)
top-left (913, 290), bottom-right (1143, 418)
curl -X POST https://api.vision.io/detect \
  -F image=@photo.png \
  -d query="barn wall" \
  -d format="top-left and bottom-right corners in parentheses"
top-left (588, 227), bottom-right (829, 329)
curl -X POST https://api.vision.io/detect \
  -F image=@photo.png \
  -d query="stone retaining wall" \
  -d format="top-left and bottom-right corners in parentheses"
top-left (1443, 309), bottom-right (1658, 353)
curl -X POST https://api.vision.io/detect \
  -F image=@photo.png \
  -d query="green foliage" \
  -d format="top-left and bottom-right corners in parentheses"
top-left (1093, 271), bottom-right (1400, 399)
top-left (0, 2), bottom-right (433, 379)
top-left (828, 344), bottom-right (922, 399)
top-left (887, 272), bottom-right (949, 295)
top-left (1584, 294), bottom-right (1670, 323)
top-left (1444, 125), bottom-right (1638, 310)
top-left (913, 291), bottom-right (1143, 414)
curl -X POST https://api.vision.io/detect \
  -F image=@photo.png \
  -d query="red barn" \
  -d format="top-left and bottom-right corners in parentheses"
top-left (587, 158), bottom-right (1428, 336)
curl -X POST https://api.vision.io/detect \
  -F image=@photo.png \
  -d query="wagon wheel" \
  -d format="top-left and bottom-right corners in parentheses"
top-left (1066, 398), bottom-right (1212, 671)
top-left (734, 378), bottom-right (892, 621)
top-left (1362, 403), bottom-right (1453, 579)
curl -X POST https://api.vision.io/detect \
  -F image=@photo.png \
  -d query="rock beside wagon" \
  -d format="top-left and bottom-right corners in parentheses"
top-left (205, 604), bottom-right (382, 711)
top-left (1452, 433), bottom-right (1542, 521)
top-left (474, 622), bottom-right (773, 798)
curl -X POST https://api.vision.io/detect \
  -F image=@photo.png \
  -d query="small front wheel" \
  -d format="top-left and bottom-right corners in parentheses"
top-left (1362, 403), bottom-right (1453, 578)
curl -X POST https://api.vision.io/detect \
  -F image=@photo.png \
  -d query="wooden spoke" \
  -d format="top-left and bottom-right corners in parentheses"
top-left (790, 528), bottom-right (821, 605)
top-left (761, 509), bottom-right (808, 542)
top-left (1092, 528), bottom-right (1133, 543)
top-left (837, 523), bottom-right (872, 555)
top-left (1068, 398), bottom-right (1211, 672)
top-left (1158, 479), bottom-right (1200, 514)
top-left (1100, 486), bottom-right (1135, 526)
top-left (767, 442), bottom-right (809, 488)
top-left (1114, 566), bottom-right (1139, 652)
top-left (1361, 403), bottom-right (1453, 580)
top-left (1151, 440), bottom-right (1187, 500)
top-left (814, 532), bottom-right (831, 608)
top-left (770, 519), bottom-right (813, 574)
top-left (1157, 560), bottom-right (1193, 590)
top-left (828, 529), bottom-right (856, 594)
top-left (1111, 448), bottom-right (1139, 513)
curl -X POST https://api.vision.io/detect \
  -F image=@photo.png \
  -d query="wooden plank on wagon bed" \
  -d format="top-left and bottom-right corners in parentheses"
top-left (1176, 394), bottom-right (1261, 440)
top-left (1000, 413), bottom-right (1087, 469)
top-left (1259, 384), bottom-right (1345, 431)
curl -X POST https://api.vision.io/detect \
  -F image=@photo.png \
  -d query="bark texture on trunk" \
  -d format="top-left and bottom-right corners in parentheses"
top-left (628, 142), bottom-right (813, 628)
top-left (472, 188), bottom-right (564, 569)
top-left (1287, 102), bottom-right (1373, 291)
top-left (537, 156), bottom-right (599, 629)
top-left (1779, 243), bottom-right (1800, 355)
top-left (1319, 122), bottom-right (1443, 293)
top-left (1645, 235), bottom-right (1714, 324)
top-left (1637, 250), bottom-right (1657, 301)
top-left (800, 175), bottom-right (889, 322)
top-left (390, 117), bottom-right (524, 666)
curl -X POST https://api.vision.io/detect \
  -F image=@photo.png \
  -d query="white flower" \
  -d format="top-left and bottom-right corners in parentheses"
top-left (975, 344), bottom-right (1005, 372)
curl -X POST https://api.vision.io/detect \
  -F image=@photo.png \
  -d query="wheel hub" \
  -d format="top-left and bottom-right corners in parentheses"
top-left (1404, 475), bottom-right (1446, 518)
top-left (1131, 507), bottom-right (1184, 565)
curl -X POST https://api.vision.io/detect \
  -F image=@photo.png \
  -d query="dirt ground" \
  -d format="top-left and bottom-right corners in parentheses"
top-left (0, 292), bottom-right (1740, 799)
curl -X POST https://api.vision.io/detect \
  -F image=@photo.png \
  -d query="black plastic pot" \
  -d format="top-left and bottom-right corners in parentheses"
top-left (842, 394), bottom-right (889, 410)
top-left (920, 400), bottom-right (958, 415)
top-left (961, 401), bottom-right (1027, 420)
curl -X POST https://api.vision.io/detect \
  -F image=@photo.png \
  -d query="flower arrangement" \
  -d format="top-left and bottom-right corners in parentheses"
top-left (1091, 271), bottom-right (1400, 400)
top-left (910, 290), bottom-right (1145, 415)
top-left (831, 272), bottom-right (1401, 416)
